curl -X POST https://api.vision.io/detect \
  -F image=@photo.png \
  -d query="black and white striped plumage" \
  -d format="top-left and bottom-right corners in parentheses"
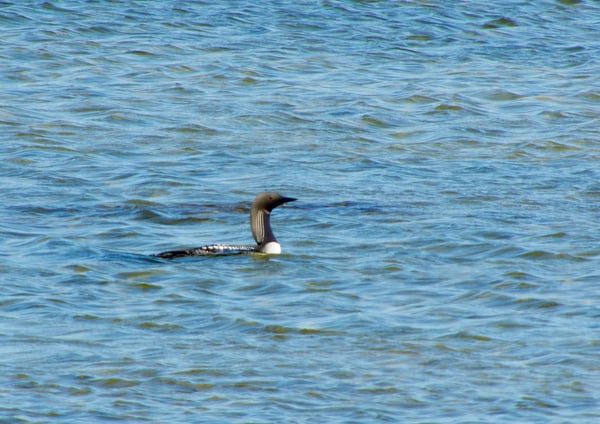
top-left (154, 192), bottom-right (296, 259)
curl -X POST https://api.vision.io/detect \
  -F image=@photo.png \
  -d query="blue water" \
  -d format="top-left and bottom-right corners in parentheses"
top-left (2, 1), bottom-right (600, 422)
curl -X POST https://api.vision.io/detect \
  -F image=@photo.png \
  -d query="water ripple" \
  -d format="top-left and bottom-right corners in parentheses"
top-left (2, 0), bottom-right (600, 422)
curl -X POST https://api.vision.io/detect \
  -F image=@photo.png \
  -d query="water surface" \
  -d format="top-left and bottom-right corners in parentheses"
top-left (1, 1), bottom-right (600, 422)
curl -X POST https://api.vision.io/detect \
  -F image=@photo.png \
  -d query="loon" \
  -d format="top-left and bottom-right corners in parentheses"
top-left (154, 192), bottom-right (296, 259)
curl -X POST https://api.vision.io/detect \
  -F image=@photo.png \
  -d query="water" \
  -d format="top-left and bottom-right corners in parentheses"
top-left (2, 1), bottom-right (600, 422)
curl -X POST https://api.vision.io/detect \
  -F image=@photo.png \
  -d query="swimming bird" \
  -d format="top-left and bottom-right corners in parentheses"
top-left (154, 192), bottom-right (296, 259)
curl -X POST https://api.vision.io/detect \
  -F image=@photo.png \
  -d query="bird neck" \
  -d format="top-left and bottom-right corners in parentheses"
top-left (251, 209), bottom-right (278, 246)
